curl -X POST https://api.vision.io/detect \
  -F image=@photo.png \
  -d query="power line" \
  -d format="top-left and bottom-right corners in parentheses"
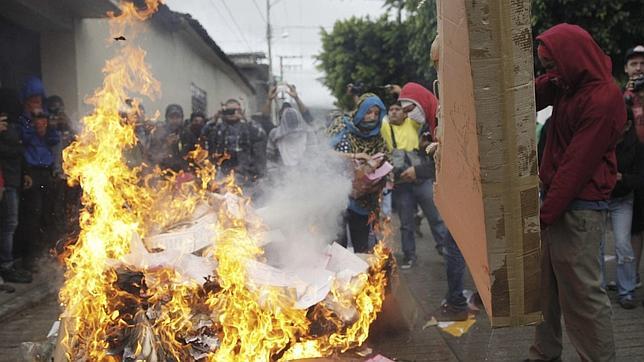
top-left (206, 0), bottom-right (246, 48)
top-left (216, 0), bottom-right (255, 52)
top-left (251, 0), bottom-right (266, 22)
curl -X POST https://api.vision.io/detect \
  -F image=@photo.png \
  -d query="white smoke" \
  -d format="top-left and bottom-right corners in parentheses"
top-left (255, 133), bottom-right (352, 269)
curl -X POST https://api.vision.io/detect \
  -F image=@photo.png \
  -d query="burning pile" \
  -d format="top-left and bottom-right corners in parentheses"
top-left (55, 1), bottom-right (390, 361)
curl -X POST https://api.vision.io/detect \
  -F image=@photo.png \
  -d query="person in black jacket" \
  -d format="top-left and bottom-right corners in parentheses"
top-left (0, 89), bottom-right (32, 283)
top-left (601, 119), bottom-right (644, 309)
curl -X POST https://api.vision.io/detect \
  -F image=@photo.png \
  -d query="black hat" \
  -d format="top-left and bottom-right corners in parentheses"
top-left (625, 45), bottom-right (644, 63)
top-left (165, 104), bottom-right (184, 118)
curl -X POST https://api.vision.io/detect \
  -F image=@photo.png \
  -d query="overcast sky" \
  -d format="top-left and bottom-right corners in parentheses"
top-left (165, 0), bottom-right (392, 107)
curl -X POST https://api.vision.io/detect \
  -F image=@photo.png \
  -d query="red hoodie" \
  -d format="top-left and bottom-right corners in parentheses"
top-left (399, 82), bottom-right (438, 136)
top-left (537, 24), bottom-right (627, 227)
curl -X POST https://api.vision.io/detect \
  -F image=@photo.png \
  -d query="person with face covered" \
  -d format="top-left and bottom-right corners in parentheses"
top-left (266, 100), bottom-right (318, 181)
top-left (526, 24), bottom-right (626, 362)
top-left (393, 82), bottom-right (469, 321)
top-left (328, 93), bottom-right (388, 253)
top-left (203, 99), bottom-right (267, 188)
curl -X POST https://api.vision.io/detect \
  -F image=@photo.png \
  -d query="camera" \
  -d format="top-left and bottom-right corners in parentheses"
top-left (632, 75), bottom-right (644, 93)
top-left (222, 108), bottom-right (237, 116)
top-left (347, 81), bottom-right (365, 97)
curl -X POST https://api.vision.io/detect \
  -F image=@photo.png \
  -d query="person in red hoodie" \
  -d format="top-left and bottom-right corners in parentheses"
top-left (527, 24), bottom-right (626, 362)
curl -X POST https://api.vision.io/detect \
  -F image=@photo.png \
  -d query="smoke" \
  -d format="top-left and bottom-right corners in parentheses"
top-left (255, 131), bottom-right (352, 269)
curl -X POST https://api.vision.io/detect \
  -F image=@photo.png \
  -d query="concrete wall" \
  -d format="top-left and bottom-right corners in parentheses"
top-left (62, 17), bottom-right (254, 121)
top-left (41, 30), bottom-right (79, 119)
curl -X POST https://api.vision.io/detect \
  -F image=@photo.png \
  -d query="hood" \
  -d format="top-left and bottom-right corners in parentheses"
top-left (536, 23), bottom-right (613, 90)
top-left (273, 107), bottom-right (307, 141)
top-left (20, 76), bottom-right (46, 102)
top-left (352, 93), bottom-right (386, 129)
top-left (399, 82), bottom-right (438, 132)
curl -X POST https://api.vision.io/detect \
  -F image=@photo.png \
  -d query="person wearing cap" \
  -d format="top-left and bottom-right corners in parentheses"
top-left (624, 45), bottom-right (644, 141)
top-left (527, 24), bottom-right (626, 361)
top-left (16, 76), bottom-right (61, 272)
top-left (623, 45), bottom-right (644, 297)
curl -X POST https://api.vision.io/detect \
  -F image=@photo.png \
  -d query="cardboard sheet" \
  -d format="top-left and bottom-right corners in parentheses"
top-left (434, 0), bottom-right (541, 327)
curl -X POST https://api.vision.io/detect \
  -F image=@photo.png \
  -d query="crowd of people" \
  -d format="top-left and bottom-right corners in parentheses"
top-left (0, 21), bottom-right (643, 361)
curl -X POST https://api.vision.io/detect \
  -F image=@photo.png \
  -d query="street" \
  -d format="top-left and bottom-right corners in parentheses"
top-left (2, 221), bottom-right (644, 361)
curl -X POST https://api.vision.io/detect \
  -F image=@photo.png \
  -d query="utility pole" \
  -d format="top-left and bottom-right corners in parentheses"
top-left (266, 0), bottom-right (273, 86)
top-left (266, 0), bottom-right (274, 124)
top-left (277, 55), bottom-right (304, 81)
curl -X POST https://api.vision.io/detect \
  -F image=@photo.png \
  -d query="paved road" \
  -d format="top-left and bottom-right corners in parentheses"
top-left (2, 220), bottom-right (644, 361)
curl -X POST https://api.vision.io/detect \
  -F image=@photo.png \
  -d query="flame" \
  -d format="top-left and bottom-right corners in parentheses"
top-left (58, 1), bottom-right (389, 361)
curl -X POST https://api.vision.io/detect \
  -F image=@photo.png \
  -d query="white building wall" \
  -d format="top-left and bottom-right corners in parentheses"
top-left (68, 17), bottom-right (254, 121)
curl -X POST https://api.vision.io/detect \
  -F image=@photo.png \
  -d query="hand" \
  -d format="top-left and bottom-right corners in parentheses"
top-left (286, 84), bottom-right (298, 99)
top-left (384, 84), bottom-right (402, 95)
top-left (268, 86), bottom-right (277, 100)
top-left (167, 132), bottom-right (180, 144)
top-left (425, 142), bottom-right (439, 155)
top-left (352, 152), bottom-right (371, 162)
top-left (401, 166), bottom-right (416, 182)
top-left (23, 175), bottom-right (33, 190)
top-left (617, 172), bottom-right (623, 181)
top-left (0, 118), bottom-right (8, 132)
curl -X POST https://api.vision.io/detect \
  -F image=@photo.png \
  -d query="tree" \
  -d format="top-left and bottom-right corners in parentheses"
top-left (532, 0), bottom-right (644, 79)
top-left (317, 1), bottom-right (437, 110)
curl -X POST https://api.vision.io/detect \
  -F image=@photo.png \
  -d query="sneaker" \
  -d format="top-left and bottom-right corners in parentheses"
top-left (606, 281), bottom-right (617, 291)
top-left (399, 258), bottom-right (415, 270)
top-left (431, 303), bottom-right (468, 322)
top-left (0, 267), bottom-right (33, 284)
top-left (619, 296), bottom-right (636, 310)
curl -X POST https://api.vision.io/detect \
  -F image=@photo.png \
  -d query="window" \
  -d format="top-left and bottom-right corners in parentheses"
top-left (191, 82), bottom-right (207, 114)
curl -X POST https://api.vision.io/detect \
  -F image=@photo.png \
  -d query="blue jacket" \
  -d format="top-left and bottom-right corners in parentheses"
top-left (19, 114), bottom-right (60, 168)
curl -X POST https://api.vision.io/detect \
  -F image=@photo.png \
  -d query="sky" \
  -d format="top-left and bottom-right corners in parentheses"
top-left (165, 0), bottom-right (392, 108)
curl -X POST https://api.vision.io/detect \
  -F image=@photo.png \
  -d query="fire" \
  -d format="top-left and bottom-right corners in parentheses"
top-left (57, 1), bottom-right (389, 361)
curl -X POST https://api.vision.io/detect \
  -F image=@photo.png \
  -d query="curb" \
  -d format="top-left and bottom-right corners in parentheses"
top-left (0, 279), bottom-right (57, 322)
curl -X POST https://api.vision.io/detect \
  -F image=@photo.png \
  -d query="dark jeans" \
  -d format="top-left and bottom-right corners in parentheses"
top-left (393, 179), bottom-right (466, 309)
top-left (393, 179), bottom-right (450, 259)
top-left (338, 209), bottom-right (371, 253)
top-left (444, 232), bottom-right (467, 310)
top-left (0, 187), bottom-right (19, 268)
top-left (15, 168), bottom-right (53, 263)
top-left (47, 178), bottom-right (82, 244)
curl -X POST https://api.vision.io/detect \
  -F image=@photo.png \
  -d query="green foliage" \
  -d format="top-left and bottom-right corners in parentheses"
top-left (532, 0), bottom-right (644, 79)
top-left (319, 0), bottom-right (642, 107)
top-left (317, 1), bottom-right (436, 110)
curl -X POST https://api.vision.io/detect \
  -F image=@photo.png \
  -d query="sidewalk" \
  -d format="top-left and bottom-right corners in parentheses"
top-left (0, 261), bottom-right (62, 322)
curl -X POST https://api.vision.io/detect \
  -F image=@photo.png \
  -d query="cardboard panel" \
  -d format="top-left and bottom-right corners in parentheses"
top-left (434, 0), bottom-right (541, 327)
